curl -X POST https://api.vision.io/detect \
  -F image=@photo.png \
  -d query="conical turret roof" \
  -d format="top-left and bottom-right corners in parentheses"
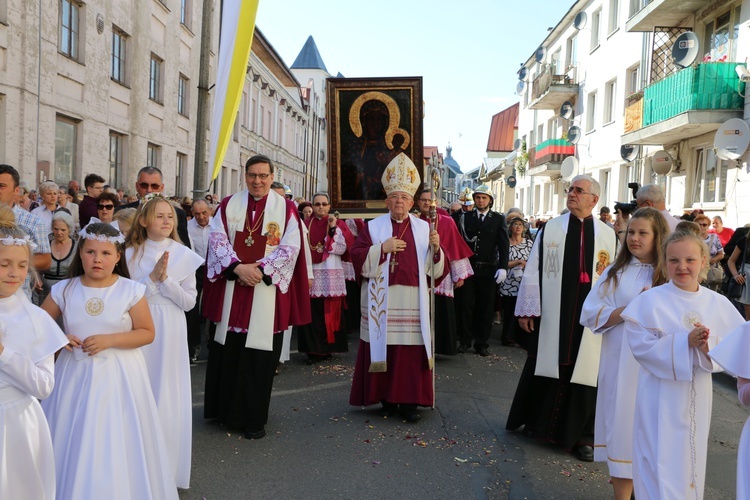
top-left (291, 36), bottom-right (328, 72)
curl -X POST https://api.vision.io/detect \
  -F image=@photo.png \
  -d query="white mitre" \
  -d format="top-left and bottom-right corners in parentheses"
top-left (381, 153), bottom-right (421, 197)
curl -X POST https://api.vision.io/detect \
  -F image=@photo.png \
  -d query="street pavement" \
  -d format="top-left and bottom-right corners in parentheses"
top-left (181, 325), bottom-right (748, 499)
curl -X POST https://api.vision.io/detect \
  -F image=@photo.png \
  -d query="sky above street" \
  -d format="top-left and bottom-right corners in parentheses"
top-left (255, 0), bottom-right (573, 173)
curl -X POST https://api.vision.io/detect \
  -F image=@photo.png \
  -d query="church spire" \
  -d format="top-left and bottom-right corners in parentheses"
top-left (291, 36), bottom-right (328, 72)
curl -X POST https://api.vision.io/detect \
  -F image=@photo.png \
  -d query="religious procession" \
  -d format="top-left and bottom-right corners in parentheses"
top-left (4, 0), bottom-right (750, 499)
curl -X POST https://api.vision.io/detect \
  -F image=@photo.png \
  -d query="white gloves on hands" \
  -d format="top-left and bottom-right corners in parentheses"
top-left (494, 269), bottom-right (507, 284)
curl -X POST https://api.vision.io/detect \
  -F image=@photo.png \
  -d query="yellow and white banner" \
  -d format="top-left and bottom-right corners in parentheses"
top-left (208, 0), bottom-right (260, 181)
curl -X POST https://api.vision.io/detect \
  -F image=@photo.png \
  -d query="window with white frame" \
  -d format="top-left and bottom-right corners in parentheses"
top-left (147, 143), bottom-right (160, 169)
top-left (600, 170), bottom-right (610, 207)
top-left (55, 115), bottom-right (78, 185)
top-left (693, 147), bottom-right (727, 204)
top-left (259, 105), bottom-right (265, 135)
top-left (59, 0), bottom-right (81, 61)
top-left (111, 28), bottom-right (127, 85)
top-left (251, 98), bottom-right (257, 130)
top-left (109, 131), bottom-right (124, 188)
top-left (537, 124), bottom-right (544, 144)
top-left (628, 0), bottom-right (641, 18)
top-left (180, 0), bottom-right (192, 29)
top-left (176, 153), bottom-right (186, 196)
top-left (626, 64), bottom-right (639, 94)
top-left (178, 74), bottom-right (189, 116)
top-left (608, 0), bottom-right (619, 35)
top-left (566, 34), bottom-right (578, 69)
top-left (547, 117), bottom-right (559, 139)
top-left (149, 54), bottom-right (163, 103)
top-left (604, 79), bottom-right (616, 124)
top-left (703, 6), bottom-right (742, 63)
top-left (586, 92), bottom-right (597, 132)
top-left (590, 9), bottom-right (601, 51)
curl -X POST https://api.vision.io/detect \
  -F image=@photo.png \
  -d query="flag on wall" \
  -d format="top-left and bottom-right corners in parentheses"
top-left (208, 0), bottom-right (260, 181)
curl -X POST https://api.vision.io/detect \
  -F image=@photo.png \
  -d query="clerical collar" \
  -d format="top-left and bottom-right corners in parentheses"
top-left (391, 217), bottom-right (407, 223)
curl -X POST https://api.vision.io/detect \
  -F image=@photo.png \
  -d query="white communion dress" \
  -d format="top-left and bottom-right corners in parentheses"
top-left (126, 238), bottom-right (203, 488)
top-left (580, 259), bottom-right (653, 478)
top-left (0, 291), bottom-right (67, 500)
top-left (41, 276), bottom-right (178, 500)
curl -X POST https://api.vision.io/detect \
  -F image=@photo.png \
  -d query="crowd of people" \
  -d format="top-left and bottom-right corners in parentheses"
top-left (2, 156), bottom-right (750, 498)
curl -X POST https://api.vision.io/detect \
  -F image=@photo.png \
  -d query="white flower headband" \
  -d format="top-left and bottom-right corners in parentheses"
top-left (0, 234), bottom-right (38, 250)
top-left (79, 218), bottom-right (126, 244)
top-left (141, 192), bottom-right (164, 204)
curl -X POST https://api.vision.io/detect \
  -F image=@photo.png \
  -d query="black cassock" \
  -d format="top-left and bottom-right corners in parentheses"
top-left (506, 215), bottom-right (597, 450)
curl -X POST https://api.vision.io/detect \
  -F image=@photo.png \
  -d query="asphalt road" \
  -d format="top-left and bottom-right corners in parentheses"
top-left (180, 325), bottom-right (748, 499)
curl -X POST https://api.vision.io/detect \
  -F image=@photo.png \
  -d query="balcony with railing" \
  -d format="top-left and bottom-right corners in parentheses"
top-left (621, 62), bottom-right (745, 145)
top-left (527, 138), bottom-right (575, 177)
top-left (529, 64), bottom-right (579, 110)
top-left (626, 0), bottom-right (710, 32)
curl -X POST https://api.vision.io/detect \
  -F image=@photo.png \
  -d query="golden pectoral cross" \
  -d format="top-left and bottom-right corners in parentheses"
top-left (389, 257), bottom-right (398, 273)
top-left (245, 235), bottom-right (254, 246)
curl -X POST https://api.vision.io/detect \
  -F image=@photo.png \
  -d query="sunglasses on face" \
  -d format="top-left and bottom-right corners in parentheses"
top-left (565, 186), bottom-right (593, 195)
top-left (98, 204), bottom-right (115, 210)
top-left (313, 202), bottom-right (329, 207)
top-left (138, 182), bottom-right (162, 190)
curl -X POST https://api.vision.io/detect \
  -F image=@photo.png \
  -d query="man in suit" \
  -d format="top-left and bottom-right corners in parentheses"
top-left (454, 185), bottom-right (509, 356)
top-left (117, 166), bottom-right (190, 247)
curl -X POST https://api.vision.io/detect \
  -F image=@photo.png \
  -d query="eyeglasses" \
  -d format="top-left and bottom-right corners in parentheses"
top-left (246, 173), bottom-right (271, 180)
top-left (97, 204), bottom-right (115, 210)
top-left (565, 186), bottom-right (593, 196)
top-left (138, 182), bottom-right (162, 191)
top-left (313, 202), bottom-right (329, 207)
top-left (418, 198), bottom-right (432, 203)
top-left (698, 223), bottom-right (710, 227)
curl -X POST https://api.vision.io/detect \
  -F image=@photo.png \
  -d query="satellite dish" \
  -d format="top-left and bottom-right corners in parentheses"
top-left (516, 81), bottom-right (527, 95)
top-left (714, 118), bottom-right (750, 160)
top-left (507, 175), bottom-right (517, 188)
top-left (535, 46), bottom-right (546, 63)
top-left (567, 125), bottom-right (582, 145)
top-left (620, 144), bottom-right (640, 162)
top-left (513, 138), bottom-right (522, 151)
top-left (651, 150), bottom-right (674, 175)
top-left (573, 12), bottom-right (587, 30)
top-left (518, 67), bottom-right (528, 81)
top-left (672, 32), bottom-right (700, 68)
top-left (560, 101), bottom-right (573, 120)
top-left (560, 156), bottom-right (579, 182)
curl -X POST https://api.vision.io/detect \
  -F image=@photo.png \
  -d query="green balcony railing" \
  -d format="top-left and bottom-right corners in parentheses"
top-left (642, 62), bottom-right (746, 127)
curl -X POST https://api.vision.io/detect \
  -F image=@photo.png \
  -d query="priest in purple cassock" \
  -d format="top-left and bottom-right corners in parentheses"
top-left (202, 154), bottom-right (310, 440)
top-left (349, 153), bottom-right (447, 422)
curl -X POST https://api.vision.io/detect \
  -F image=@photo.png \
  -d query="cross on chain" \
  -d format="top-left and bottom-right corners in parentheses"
top-left (389, 257), bottom-right (398, 273)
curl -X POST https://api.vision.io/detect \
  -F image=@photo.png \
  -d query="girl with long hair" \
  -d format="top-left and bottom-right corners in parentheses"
top-left (40, 222), bottom-right (177, 499)
top-left (125, 196), bottom-right (203, 489)
top-left (622, 228), bottom-right (746, 499)
top-left (580, 207), bottom-right (668, 499)
top-left (0, 204), bottom-right (67, 499)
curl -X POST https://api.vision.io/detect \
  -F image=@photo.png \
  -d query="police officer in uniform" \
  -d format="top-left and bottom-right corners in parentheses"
top-left (454, 185), bottom-right (509, 356)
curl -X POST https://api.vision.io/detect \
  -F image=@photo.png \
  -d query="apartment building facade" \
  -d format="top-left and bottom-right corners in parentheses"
top-left (0, 0), bottom-right (204, 196)
top-left (508, 0), bottom-right (750, 228)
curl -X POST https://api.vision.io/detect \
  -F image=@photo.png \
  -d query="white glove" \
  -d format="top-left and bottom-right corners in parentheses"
top-left (494, 269), bottom-right (507, 284)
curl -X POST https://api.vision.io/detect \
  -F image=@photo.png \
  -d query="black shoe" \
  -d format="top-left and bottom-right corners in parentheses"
top-left (457, 344), bottom-right (469, 354)
top-left (243, 428), bottom-right (266, 440)
top-left (476, 346), bottom-right (490, 357)
top-left (379, 401), bottom-right (398, 417)
top-left (189, 355), bottom-right (198, 365)
top-left (572, 444), bottom-right (594, 462)
top-left (399, 405), bottom-right (421, 422)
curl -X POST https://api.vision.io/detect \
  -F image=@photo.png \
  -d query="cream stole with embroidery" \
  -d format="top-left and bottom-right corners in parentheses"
top-left (215, 189), bottom-right (286, 351)
top-left (536, 213), bottom-right (616, 387)
top-left (366, 214), bottom-right (432, 373)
